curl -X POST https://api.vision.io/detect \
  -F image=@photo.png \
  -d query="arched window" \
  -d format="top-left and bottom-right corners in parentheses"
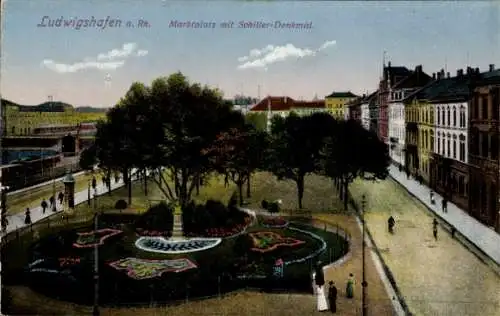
top-left (437, 136), bottom-right (441, 153)
top-left (441, 108), bottom-right (445, 125)
top-left (453, 139), bottom-right (457, 159)
top-left (453, 106), bottom-right (457, 126)
top-left (447, 106), bottom-right (451, 126)
top-left (437, 107), bottom-right (441, 125)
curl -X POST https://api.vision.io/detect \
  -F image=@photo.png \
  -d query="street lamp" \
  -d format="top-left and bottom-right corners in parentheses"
top-left (361, 194), bottom-right (368, 316)
top-left (92, 190), bottom-right (100, 316)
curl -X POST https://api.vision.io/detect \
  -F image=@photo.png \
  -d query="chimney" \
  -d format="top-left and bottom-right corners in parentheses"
top-left (447, 72), bottom-right (450, 78)
top-left (467, 67), bottom-right (472, 74)
top-left (437, 72), bottom-right (441, 80)
top-left (457, 69), bottom-right (463, 77)
top-left (489, 64), bottom-right (495, 72)
top-left (432, 73), bottom-right (436, 80)
top-left (440, 69), bottom-right (445, 78)
top-left (415, 65), bottom-right (422, 72)
top-left (475, 67), bottom-right (480, 74)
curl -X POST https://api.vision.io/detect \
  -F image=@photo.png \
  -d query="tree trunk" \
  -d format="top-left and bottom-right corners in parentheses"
top-left (297, 173), bottom-right (305, 209)
top-left (246, 173), bottom-right (251, 198)
top-left (343, 180), bottom-right (349, 211)
top-left (196, 179), bottom-right (200, 195)
top-left (339, 180), bottom-right (344, 200)
top-left (238, 181), bottom-right (244, 206)
top-left (127, 169), bottom-right (132, 206)
top-left (107, 170), bottom-right (111, 196)
top-left (144, 169), bottom-right (148, 196)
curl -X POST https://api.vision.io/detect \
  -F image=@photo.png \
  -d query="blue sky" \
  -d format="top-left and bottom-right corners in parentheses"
top-left (1, 0), bottom-right (498, 107)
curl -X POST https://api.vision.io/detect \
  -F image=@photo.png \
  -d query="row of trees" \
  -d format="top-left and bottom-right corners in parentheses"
top-left (80, 72), bottom-right (390, 211)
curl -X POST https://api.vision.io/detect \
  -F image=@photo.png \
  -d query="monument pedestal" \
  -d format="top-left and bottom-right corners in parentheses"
top-left (172, 214), bottom-right (183, 238)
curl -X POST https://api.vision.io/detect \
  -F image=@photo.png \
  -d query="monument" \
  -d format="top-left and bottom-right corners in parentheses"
top-left (62, 172), bottom-right (76, 215)
top-left (172, 203), bottom-right (183, 238)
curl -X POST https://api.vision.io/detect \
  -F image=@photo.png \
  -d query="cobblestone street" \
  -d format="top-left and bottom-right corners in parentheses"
top-left (349, 178), bottom-right (500, 316)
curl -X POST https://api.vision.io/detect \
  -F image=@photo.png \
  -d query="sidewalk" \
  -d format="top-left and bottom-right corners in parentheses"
top-left (3, 168), bottom-right (146, 234)
top-left (388, 164), bottom-right (500, 265)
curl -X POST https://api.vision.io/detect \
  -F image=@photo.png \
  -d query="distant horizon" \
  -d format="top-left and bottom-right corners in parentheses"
top-left (2, 1), bottom-right (498, 108)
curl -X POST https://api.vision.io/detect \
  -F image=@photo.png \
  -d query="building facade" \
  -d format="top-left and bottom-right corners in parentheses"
top-left (388, 65), bottom-right (432, 167)
top-left (377, 62), bottom-right (412, 143)
top-left (347, 97), bottom-right (362, 123)
top-left (250, 96), bottom-right (327, 131)
top-left (368, 90), bottom-right (379, 134)
top-left (429, 71), bottom-right (471, 210)
top-left (360, 92), bottom-right (376, 130)
top-left (325, 92), bottom-right (358, 120)
top-left (468, 67), bottom-right (500, 232)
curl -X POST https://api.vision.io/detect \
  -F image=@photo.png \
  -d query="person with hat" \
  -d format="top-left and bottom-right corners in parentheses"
top-left (328, 281), bottom-right (338, 313)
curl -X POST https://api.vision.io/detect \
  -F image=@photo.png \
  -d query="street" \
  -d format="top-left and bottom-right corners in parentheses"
top-left (349, 178), bottom-right (500, 316)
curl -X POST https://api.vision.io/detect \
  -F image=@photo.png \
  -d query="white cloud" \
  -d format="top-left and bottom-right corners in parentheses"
top-left (237, 40), bottom-right (337, 70)
top-left (42, 42), bottom-right (148, 74)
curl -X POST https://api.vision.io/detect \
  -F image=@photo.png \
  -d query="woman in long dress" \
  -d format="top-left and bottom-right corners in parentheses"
top-left (312, 262), bottom-right (328, 311)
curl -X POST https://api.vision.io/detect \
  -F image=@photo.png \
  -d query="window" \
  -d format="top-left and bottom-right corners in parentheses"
top-left (437, 136), bottom-right (441, 153)
top-left (481, 133), bottom-right (489, 158)
top-left (425, 130), bottom-right (428, 149)
top-left (492, 88), bottom-right (499, 120)
top-left (430, 133), bottom-right (434, 151)
top-left (437, 107), bottom-right (441, 125)
top-left (447, 139), bottom-right (450, 157)
top-left (459, 141), bottom-right (465, 161)
top-left (441, 108), bottom-right (445, 125)
top-left (491, 135), bottom-right (498, 160)
top-left (11, 126), bottom-right (15, 134)
top-left (473, 95), bottom-right (479, 119)
top-left (442, 138), bottom-right (445, 155)
top-left (482, 96), bottom-right (488, 119)
top-left (460, 106), bottom-right (466, 128)
top-left (447, 107), bottom-right (451, 126)
top-left (453, 139), bottom-right (457, 159)
top-left (453, 107), bottom-right (457, 126)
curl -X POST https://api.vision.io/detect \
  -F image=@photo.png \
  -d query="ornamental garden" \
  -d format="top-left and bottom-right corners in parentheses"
top-left (2, 196), bottom-right (349, 307)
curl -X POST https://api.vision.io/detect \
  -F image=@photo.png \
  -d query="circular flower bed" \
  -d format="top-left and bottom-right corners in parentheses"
top-left (260, 216), bottom-right (288, 228)
top-left (135, 236), bottom-right (222, 254)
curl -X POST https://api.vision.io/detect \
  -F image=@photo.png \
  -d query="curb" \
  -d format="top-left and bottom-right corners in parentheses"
top-left (388, 175), bottom-right (500, 276)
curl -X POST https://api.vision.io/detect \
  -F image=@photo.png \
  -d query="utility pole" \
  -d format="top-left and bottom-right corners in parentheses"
top-left (49, 95), bottom-right (57, 213)
top-left (361, 194), bottom-right (368, 316)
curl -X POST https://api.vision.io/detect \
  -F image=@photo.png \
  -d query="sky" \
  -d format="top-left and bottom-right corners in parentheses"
top-left (1, 0), bottom-right (499, 108)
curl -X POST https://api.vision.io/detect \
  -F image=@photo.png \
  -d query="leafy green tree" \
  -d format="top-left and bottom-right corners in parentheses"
top-left (267, 112), bottom-right (336, 209)
top-left (320, 119), bottom-right (389, 210)
top-left (79, 145), bottom-right (96, 171)
top-left (245, 112), bottom-right (268, 131)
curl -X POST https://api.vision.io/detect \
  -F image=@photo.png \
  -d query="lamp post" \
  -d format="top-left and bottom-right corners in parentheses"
top-left (87, 180), bottom-right (91, 206)
top-left (361, 194), bottom-right (368, 316)
top-left (92, 190), bottom-right (100, 316)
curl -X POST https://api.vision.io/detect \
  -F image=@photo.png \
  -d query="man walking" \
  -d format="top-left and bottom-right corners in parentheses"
top-left (328, 281), bottom-right (337, 313)
top-left (441, 198), bottom-right (448, 213)
top-left (41, 199), bottom-right (48, 214)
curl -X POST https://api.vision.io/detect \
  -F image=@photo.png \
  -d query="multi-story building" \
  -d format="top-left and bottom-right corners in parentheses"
top-left (347, 97), bottom-right (362, 123)
top-left (368, 90), bottom-right (379, 134)
top-left (388, 65), bottom-right (432, 167)
top-left (249, 96), bottom-right (327, 130)
top-left (325, 92), bottom-right (358, 120)
top-left (377, 62), bottom-right (412, 143)
top-left (468, 65), bottom-right (500, 232)
top-left (429, 69), bottom-right (473, 210)
top-left (360, 92), bottom-right (377, 130)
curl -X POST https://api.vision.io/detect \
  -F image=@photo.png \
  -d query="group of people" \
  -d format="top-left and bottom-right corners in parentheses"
top-left (40, 192), bottom-right (65, 214)
top-left (312, 262), bottom-right (355, 313)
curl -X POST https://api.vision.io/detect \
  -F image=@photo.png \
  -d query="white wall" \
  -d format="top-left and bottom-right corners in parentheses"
top-left (360, 103), bottom-right (370, 130)
top-left (388, 101), bottom-right (406, 165)
top-left (433, 102), bottom-right (468, 164)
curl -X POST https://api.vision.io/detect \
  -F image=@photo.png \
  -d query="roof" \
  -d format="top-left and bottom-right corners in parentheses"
top-left (403, 77), bottom-right (457, 103)
top-left (250, 96), bottom-right (325, 111)
top-left (325, 91), bottom-right (358, 98)
top-left (392, 67), bottom-right (433, 90)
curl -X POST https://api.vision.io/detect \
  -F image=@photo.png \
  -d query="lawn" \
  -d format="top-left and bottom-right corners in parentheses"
top-left (245, 172), bottom-right (343, 213)
top-left (6, 172), bottom-right (95, 215)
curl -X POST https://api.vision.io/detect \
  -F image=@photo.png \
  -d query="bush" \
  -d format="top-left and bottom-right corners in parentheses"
top-left (261, 200), bottom-right (269, 210)
top-left (134, 202), bottom-right (174, 231)
top-left (228, 192), bottom-right (238, 208)
top-left (114, 199), bottom-right (128, 210)
top-left (268, 202), bottom-right (280, 214)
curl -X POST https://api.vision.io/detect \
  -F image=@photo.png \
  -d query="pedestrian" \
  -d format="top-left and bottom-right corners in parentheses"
top-left (346, 273), bottom-right (355, 299)
top-left (24, 207), bottom-right (31, 225)
top-left (442, 198), bottom-right (448, 213)
top-left (328, 281), bottom-right (337, 313)
top-left (49, 195), bottom-right (55, 208)
top-left (433, 218), bottom-right (438, 241)
top-left (313, 261), bottom-right (328, 311)
top-left (58, 192), bottom-right (64, 205)
top-left (451, 226), bottom-right (456, 238)
top-left (41, 199), bottom-right (48, 214)
top-left (92, 176), bottom-right (97, 191)
top-left (430, 190), bottom-right (435, 205)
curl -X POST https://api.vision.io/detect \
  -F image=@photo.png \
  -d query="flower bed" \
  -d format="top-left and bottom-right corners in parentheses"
top-left (58, 257), bottom-right (81, 268)
top-left (72, 228), bottom-right (123, 248)
top-left (135, 236), bottom-right (222, 254)
top-left (249, 231), bottom-right (305, 253)
top-left (260, 216), bottom-right (288, 228)
top-left (191, 215), bottom-right (253, 238)
top-left (108, 257), bottom-right (198, 280)
top-left (136, 228), bottom-right (172, 237)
